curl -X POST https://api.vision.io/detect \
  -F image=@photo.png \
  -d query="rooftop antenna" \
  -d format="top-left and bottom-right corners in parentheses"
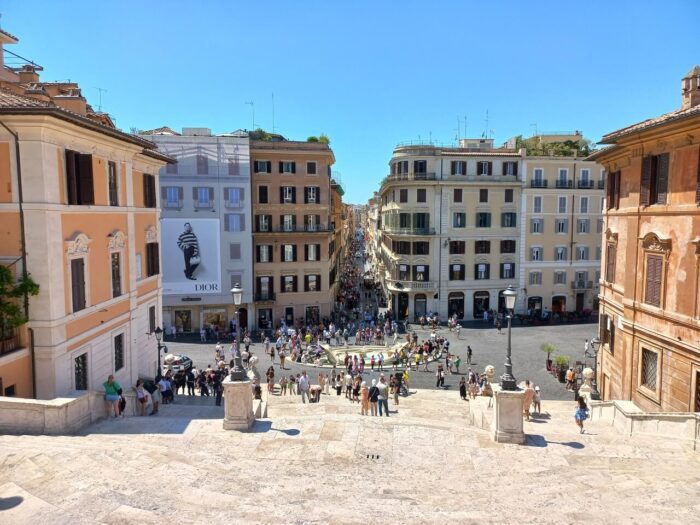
top-left (271, 93), bottom-right (276, 133)
top-left (429, 131), bottom-right (432, 144)
top-left (463, 116), bottom-right (467, 138)
top-left (530, 123), bottom-right (538, 138)
top-left (95, 87), bottom-right (107, 112)
top-left (245, 101), bottom-right (255, 130)
top-left (456, 116), bottom-right (461, 142)
top-left (484, 110), bottom-right (489, 139)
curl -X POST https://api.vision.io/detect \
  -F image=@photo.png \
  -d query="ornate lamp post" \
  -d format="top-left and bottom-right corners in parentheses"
top-left (229, 283), bottom-right (246, 381)
top-left (154, 326), bottom-right (164, 376)
top-left (500, 285), bottom-right (518, 391)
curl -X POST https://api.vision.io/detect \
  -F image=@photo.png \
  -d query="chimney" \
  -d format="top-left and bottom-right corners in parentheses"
top-left (18, 65), bottom-right (39, 83)
top-left (681, 66), bottom-right (700, 110)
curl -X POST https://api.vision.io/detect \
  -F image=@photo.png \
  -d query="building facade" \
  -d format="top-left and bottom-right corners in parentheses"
top-left (520, 153), bottom-right (605, 316)
top-left (377, 139), bottom-right (523, 320)
top-left (0, 29), bottom-right (169, 398)
top-left (250, 139), bottom-right (337, 329)
top-left (140, 127), bottom-right (254, 336)
top-left (592, 67), bottom-right (700, 412)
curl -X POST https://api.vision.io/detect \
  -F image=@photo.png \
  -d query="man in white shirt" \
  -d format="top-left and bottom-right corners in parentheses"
top-left (297, 371), bottom-right (310, 404)
top-left (376, 375), bottom-right (389, 417)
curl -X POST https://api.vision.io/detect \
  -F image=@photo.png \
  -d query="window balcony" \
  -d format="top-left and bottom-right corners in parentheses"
top-left (386, 278), bottom-right (436, 291)
top-left (577, 180), bottom-right (595, 189)
top-left (385, 172), bottom-right (437, 182)
top-left (273, 225), bottom-right (333, 233)
top-left (530, 180), bottom-right (548, 188)
top-left (571, 280), bottom-right (593, 290)
top-left (254, 292), bottom-right (276, 302)
top-left (556, 180), bottom-right (573, 189)
top-left (0, 331), bottom-right (21, 357)
top-left (383, 226), bottom-right (436, 235)
top-left (597, 180), bottom-right (605, 189)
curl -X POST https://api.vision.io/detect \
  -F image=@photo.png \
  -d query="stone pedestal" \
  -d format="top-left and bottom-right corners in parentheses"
top-left (578, 367), bottom-right (594, 406)
top-left (492, 386), bottom-right (527, 444)
top-left (222, 377), bottom-right (254, 431)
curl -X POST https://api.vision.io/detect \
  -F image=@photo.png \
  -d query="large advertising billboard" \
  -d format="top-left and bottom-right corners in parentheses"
top-left (161, 218), bottom-right (221, 295)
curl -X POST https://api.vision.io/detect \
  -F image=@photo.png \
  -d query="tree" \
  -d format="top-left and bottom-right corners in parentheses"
top-left (318, 134), bottom-right (330, 145)
top-left (0, 266), bottom-right (39, 338)
top-left (307, 136), bottom-right (319, 143)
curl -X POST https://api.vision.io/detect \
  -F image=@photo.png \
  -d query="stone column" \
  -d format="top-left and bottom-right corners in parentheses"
top-left (222, 377), bottom-right (254, 431)
top-left (491, 385), bottom-right (527, 444)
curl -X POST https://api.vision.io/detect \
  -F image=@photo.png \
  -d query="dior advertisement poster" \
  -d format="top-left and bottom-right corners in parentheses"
top-left (161, 218), bottom-right (221, 295)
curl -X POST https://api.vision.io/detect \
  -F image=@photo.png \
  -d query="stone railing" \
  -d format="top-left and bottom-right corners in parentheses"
top-left (590, 400), bottom-right (700, 451)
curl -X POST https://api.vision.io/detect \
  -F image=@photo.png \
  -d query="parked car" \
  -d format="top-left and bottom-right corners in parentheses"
top-left (162, 353), bottom-right (193, 375)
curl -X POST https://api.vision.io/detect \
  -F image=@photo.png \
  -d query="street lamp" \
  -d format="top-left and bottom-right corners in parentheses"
top-left (588, 337), bottom-right (601, 400)
top-left (500, 285), bottom-right (518, 391)
top-left (229, 283), bottom-right (246, 381)
top-left (154, 326), bottom-right (164, 376)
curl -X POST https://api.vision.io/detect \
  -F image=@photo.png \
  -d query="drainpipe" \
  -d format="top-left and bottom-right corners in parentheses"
top-left (0, 118), bottom-right (35, 398)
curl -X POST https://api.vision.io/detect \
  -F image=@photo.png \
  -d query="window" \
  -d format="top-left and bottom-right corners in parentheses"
top-left (398, 264), bottom-right (410, 280)
top-left (114, 333), bottom-right (124, 372)
top-left (257, 245), bottom-right (272, 263)
top-left (225, 214), bottom-right (245, 232)
top-left (477, 161), bottom-right (492, 176)
top-left (531, 247), bottom-right (542, 261)
top-left (194, 187), bottom-right (213, 208)
top-left (306, 161), bottom-right (317, 175)
top-left (229, 243), bottom-right (241, 260)
top-left (255, 160), bottom-right (272, 173)
top-left (399, 213), bottom-right (411, 228)
top-left (197, 154), bottom-right (208, 174)
top-left (256, 214), bottom-right (271, 232)
top-left (555, 246), bottom-right (567, 261)
top-left (479, 189), bottom-right (488, 203)
top-left (449, 241), bottom-right (465, 254)
top-left (258, 185), bottom-right (268, 204)
top-left (413, 213), bottom-right (429, 230)
top-left (529, 272), bottom-right (542, 285)
top-left (475, 263), bottom-right (490, 280)
top-left (399, 189), bottom-right (408, 203)
top-left (577, 219), bottom-right (590, 234)
top-left (580, 168), bottom-right (590, 184)
top-left (576, 246), bottom-right (589, 261)
top-left (450, 264), bottom-right (465, 280)
top-left (305, 274), bottom-right (320, 292)
top-left (453, 213), bottom-right (466, 228)
top-left (558, 168), bottom-right (568, 184)
top-left (475, 240), bottom-right (490, 254)
top-left (146, 242), bottom-right (159, 277)
top-left (606, 244), bottom-right (616, 283)
top-left (533, 196), bottom-right (542, 213)
top-left (143, 174), bottom-right (157, 208)
top-left (413, 265), bottom-right (429, 281)
top-left (555, 218), bottom-right (568, 234)
top-left (74, 353), bottom-right (88, 390)
top-left (163, 186), bottom-right (182, 208)
top-left (641, 153), bottom-right (669, 206)
top-left (111, 252), bottom-right (121, 298)
top-left (476, 213), bottom-right (491, 228)
top-left (580, 196), bottom-right (589, 214)
top-left (417, 189), bottom-right (427, 203)
top-left (393, 241), bottom-right (411, 255)
top-left (450, 161), bottom-right (467, 175)
top-left (413, 160), bottom-right (427, 175)
top-left (71, 258), bottom-right (86, 312)
top-left (413, 242), bottom-right (430, 255)
top-left (558, 196), bottom-right (567, 214)
top-left (395, 160), bottom-right (409, 175)
top-left (281, 186), bottom-right (296, 204)
top-left (305, 214), bottom-right (320, 231)
top-left (607, 170), bottom-right (621, 209)
top-left (279, 161), bottom-right (296, 174)
top-left (282, 244), bottom-right (297, 262)
top-left (224, 187), bottom-right (243, 208)
top-left (65, 150), bottom-right (94, 205)
top-left (533, 168), bottom-right (543, 184)
top-left (453, 189), bottom-right (463, 202)
top-left (500, 263), bottom-right (515, 279)
top-left (282, 275), bottom-right (298, 293)
top-left (502, 161), bottom-right (518, 176)
top-left (641, 348), bottom-right (658, 391)
top-left (108, 161), bottom-right (118, 206)
top-left (597, 219), bottom-right (604, 234)
top-left (305, 186), bottom-right (320, 204)
top-left (149, 305), bottom-right (156, 334)
top-left (504, 189), bottom-right (513, 203)
top-left (554, 271), bottom-right (567, 285)
top-left (282, 214), bottom-right (295, 231)
top-left (500, 240), bottom-right (515, 253)
top-left (531, 218), bottom-right (543, 233)
top-left (644, 254), bottom-right (663, 307)
top-left (501, 213), bottom-right (516, 227)
top-left (305, 244), bottom-right (320, 261)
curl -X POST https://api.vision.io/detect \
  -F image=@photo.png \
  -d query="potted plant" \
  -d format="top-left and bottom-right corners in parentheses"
top-left (540, 342), bottom-right (556, 371)
top-left (553, 355), bottom-right (569, 383)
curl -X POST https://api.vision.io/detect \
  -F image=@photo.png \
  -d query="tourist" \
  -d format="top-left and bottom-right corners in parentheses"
top-left (377, 375), bottom-right (389, 417)
top-left (459, 377), bottom-right (467, 400)
top-left (186, 368), bottom-right (195, 396)
top-left (298, 370), bottom-right (310, 403)
top-left (352, 375), bottom-right (361, 403)
top-left (103, 374), bottom-right (121, 418)
top-left (360, 381), bottom-right (369, 415)
top-left (454, 355), bottom-right (461, 375)
top-left (566, 368), bottom-right (575, 391)
top-left (150, 377), bottom-right (161, 416)
top-left (279, 348), bottom-right (286, 370)
top-left (368, 379), bottom-right (379, 416)
top-left (345, 372), bottom-right (353, 399)
top-left (522, 380), bottom-right (536, 421)
top-left (467, 345), bottom-right (473, 365)
top-left (533, 386), bottom-right (541, 415)
top-left (335, 374), bottom-right (343, 396)
top-left (158, 374), bottom-right (174, 404)
top-left (288, 374), bottom-right (297, 395)
top-left (279, 375), bottom-right (288, 395)
top-left (370, 354), bottom-right (376, 370)
top-left (135, 379), bottom-right (149, 416)
top-left (575, 396), bottom-right (589, 433)
top-left (213, 372), bottom-right (223, 406)
top-left (436, 365), bottom-right (445, 388)
top-left (266, 366), bottom-right (275, 394)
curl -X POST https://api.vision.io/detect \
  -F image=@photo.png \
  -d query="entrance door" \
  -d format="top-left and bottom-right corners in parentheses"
top-left (258, 308), bottom-right (272, 331)
top-left (398, 292), bottom-right (409, 320)
top-left (552, 295), bottom-right (567, 314)
top-left (576, 293), bottom-right (585, 312)
top-left (448, 292), bottom-right (464, 319)
top-left (284, 307), bottom-right (294, 326)
top-left (473, 291), bottom-right (490, 319)
top-left (414, 294), bottom-right (427, 319)
top-left (237, 308), bottom-right (248, 334)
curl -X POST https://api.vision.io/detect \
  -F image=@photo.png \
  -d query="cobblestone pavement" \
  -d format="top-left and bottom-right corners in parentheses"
top-left (164, 321), bottom-right (596, 402)
top-left (0, 388), bottom-right (697, 524)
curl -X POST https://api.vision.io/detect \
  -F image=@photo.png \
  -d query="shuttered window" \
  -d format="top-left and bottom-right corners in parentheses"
top-left (607, 170), bottom-right (621, 209)
top-left (605, 244), bottom-right (616, 283)
top-left (143, 174), bottom-right (157, 208)
top-left (640, 154), bottom-right (669, 206)
top-left (696, 147), bottom-right (700, 204)
top-left (641, 348), bottom-right (658, 391)
top-left (644, 254), bottom-right (663, 307)
top-left (71, 258), bottom-right (86, 312)
top-left (65, 150), bottom-right (94, 205)
top-left (146, 242), bottom-right (159, 277)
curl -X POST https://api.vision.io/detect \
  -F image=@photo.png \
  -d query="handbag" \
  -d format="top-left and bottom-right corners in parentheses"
top-left (190, 255), bottom-right (201, 265)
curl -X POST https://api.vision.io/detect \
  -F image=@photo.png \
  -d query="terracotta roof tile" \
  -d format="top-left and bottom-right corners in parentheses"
top-left (600, 104), bottom-right (700, 144)
top-left (0, 87), bottom-right (52, 108)
top-left (0, 28), bottom-right (19, 42)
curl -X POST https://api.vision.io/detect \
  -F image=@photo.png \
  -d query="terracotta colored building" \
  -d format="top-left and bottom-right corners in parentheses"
top-left (0, 30), bottom-right (169, 399)
top-left (592, 67), bottom-right (700, 412)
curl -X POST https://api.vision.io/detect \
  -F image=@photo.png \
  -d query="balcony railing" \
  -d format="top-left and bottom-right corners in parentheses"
top-left (530, 180), bottom-right (548, 188)
top-left (597, 180), bottom-right (605, 189)
top-left (571, 280), bottom-right (593, 290)
top-left (386, 172), bottom-right (437, 182)
top-left (0, 332), bottom-right (21, 357)
top-left (386, 278), bottom-right (436, 291)
top-left (383, 226), bottom-right (436, 235)
top-left (577, 180), bottom-right (595, 189)
top-left (556, 180), bottom-right (573, 189)
top-left (254, 292), bottom-right (276, 302)
top-left (256, 225), bottom-right (333, 233)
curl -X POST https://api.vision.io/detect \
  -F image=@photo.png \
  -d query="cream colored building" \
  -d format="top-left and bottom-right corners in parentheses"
top-left (520, 154), bottom-right (605, 315)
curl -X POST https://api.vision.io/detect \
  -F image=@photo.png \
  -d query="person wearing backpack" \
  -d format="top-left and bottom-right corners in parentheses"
top-left (368, 378), bottom-right (379, 416)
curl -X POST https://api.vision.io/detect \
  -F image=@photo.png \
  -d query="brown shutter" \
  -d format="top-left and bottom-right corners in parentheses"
top-left (66, 150), bottom-right (78, 204)
top-left (291, 187), bottom-right (296, 203)
top-left (656, 153), bottom-right (669, 204)
top-left (487, 162), bottom-right (493, 176)
top-left (208, 187), bottom-right (214, 201)
top-left (640, 156), bottom-right (652, 206)
top-left (644, 254), bottom-right (663, 306)
top-left (606, 171), bottom-right (613, 209)
top-left (450, 161), bottom-right (456, 175)
top-left (501, 162), bottom-right (507, 176)
top-left (291, 162), bottom-right (296, 174)
top-left (696, 147), bottom-right (700, 204)
top-left (78, 154), bottom-right (94, 204)
top-left (192, 187), bottom-right (198, 200)
top-left (161, 187), bottom-right (167, 199)
top-left (177, 187), bottom-right (183, 200)
top-left (279, 161), bottom-right (284, 173)
top-left (513, 162), bottom-right (518, 176)
top-left (224, 188), bottom-right (229, 201)
top-left (71, 258), bottom-right (86, 312)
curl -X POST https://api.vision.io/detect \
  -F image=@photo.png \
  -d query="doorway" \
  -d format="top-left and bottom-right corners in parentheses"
top-left (258, 308), bottom-right (272, 331)
top-left (552, 295), bottom-right (567, 314)
top-left (576, 293), bottom-right (585, 312)
top-left (414, 294), bottom-right (427, 319)
top-left (398, 292), bottom-right (409, 320)
top-left (473, 291), bottom-right (490, 318)
top-left (237, 308), bottom-right (248, 334)
top-left (284, 307), bottom-right (294, 326)
top-left (448, 292), bottom-right (464, 319)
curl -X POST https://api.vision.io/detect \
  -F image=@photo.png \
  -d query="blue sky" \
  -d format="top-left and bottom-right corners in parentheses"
top-left (4, 1), bottom-right (699, 203)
